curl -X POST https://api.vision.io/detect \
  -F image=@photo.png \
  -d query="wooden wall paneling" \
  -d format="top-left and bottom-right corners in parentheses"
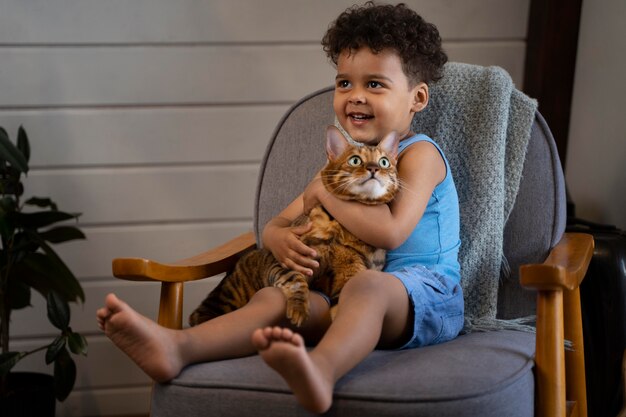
top-left (0, 106), bottom-right (288, 166)
top-left (22, 165), bottom-right (259, 223)
top-left (0, 43), bottom-right (523, 108)
top-left (0, 0), bottom-right (529, 44)
top-left (13, 336), bottom-right (152, 388)
top-left (0, 1), bottom-right (533, 414)
top-left (12, 279), bottom-right (220, 339)
top-left (446, 41), bottom-right (526, 87)
top-left (0, 46), bottom-right (335, 107)
top-left (56, 386), bottom-right (152, 417)
top-left (53, 222), bottom-right (252, 280)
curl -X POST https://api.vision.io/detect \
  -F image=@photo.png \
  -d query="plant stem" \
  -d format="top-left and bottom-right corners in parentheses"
top-left (0, 290), bottom-right (8, 354)
top-left (0, 298), bottom-right (9, 397)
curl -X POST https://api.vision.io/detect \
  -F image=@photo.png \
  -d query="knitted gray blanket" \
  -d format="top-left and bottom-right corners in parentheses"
top-left (411, 62), bottom-right (538, 320)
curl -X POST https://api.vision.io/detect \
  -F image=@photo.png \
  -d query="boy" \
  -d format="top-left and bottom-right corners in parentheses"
top-left (97, 2), bottom-right (463, 414)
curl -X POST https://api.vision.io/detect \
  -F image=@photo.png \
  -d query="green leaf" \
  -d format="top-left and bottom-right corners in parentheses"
top-left (17, 125), bottom-right (30, 163)
top-left (0, 198), bottom-right (17, 241)
top-left (0, 351), bottom-right (26, 376)
top-left (10, 231), bottom-right (40, 253)
top-left (0, 127), bottom-right (29, 174)
top-left (67, 331), bottom-right (88, 356)
top-left (0, 196), bottom-right (17, 212)
top-left (12, 210), bottom-right (78, 229)
top-left (53, 347), bottom-right (76, 401)
top-left (39, 226), bottom-right (86, 243)
top-left (24, 197), bottom-right (58, 211)
top-left (35, 238), bottom-right (85, 303)
top-left (7, 278), bottom-right (31, 309)
top-left (14, 252), bottom-right (84, 303)
top-left (46, 335), bottom-right (66, 364)
top-left (47, 291), bottom-right (70, 330)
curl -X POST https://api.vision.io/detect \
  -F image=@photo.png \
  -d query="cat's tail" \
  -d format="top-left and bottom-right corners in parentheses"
top-left (188, 249), bottom-right (274, 326)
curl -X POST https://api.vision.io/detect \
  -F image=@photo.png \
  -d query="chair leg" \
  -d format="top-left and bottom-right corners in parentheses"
top-left (158, 282), bottom-right (184, 329)
top-left (564, 287), bottom-right (587, 417)
top-left (617, 349), bottom-right (626, 417)
top-left (536, 290), bottom-right (567, 417)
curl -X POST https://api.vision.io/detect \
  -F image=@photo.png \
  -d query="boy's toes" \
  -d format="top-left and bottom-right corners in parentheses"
top-left (251, 328), bottom-right (271, 350)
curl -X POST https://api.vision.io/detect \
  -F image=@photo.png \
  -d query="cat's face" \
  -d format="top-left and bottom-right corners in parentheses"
top-left (322, 126), bottom-right (399, 205)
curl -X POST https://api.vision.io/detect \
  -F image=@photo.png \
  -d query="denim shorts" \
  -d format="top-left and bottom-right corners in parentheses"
top-left (388, 265), bottom-right (464, 349)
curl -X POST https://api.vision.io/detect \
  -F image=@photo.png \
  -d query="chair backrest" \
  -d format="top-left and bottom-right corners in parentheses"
top-left (254, 84), bottom-right (566, 319)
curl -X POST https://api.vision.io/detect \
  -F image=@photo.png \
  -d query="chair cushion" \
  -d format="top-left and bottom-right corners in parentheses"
top-left (152, 330), bottom-right (535, 416)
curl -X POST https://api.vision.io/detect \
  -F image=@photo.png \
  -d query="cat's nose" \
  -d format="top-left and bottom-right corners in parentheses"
top-left (366, 163), bottom-right (379, 174)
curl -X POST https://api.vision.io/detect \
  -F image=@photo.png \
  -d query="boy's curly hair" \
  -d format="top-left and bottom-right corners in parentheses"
top-left (322, 2), bottom-right (447, 85)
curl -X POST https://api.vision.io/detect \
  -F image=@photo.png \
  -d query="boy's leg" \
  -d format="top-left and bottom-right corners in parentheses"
top-left (97, 287), bottom-right (332, 383)
top-left (253, 270), bottom-right (411, 413)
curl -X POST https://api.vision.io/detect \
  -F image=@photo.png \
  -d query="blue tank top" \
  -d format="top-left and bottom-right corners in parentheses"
top-left (383, 134), bottom-right (461, 283)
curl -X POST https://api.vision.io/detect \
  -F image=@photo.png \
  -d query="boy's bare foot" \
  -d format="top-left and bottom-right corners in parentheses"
top-left (252, 326), bottom-right (334, 413)
top-left (96, 293), bottom-right (184, 383)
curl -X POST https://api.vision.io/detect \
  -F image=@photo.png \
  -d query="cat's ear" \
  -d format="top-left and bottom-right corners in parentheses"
top-left (378, 131), bottom-right (400, 160)
top-left (326, 125), bottom-right (351, 161)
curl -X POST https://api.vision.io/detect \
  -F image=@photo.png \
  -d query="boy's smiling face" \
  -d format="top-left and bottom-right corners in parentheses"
top-left (333, 48), bottom-right (428, 146)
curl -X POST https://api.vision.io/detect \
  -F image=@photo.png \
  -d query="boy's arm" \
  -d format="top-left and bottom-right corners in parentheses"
top-left (262, 193), bottom-right (319, 277)
top-left (304, 141), bottom-right (445, 250)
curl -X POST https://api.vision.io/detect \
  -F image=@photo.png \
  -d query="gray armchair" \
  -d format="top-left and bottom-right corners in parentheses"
top-left (113, 63), bottom-right (593, 417)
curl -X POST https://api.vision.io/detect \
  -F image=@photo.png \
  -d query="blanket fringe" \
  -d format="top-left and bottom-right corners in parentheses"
top-left (462, 315), bottom-right (537, 334)
top-left (462, 315), bottom-right (573, 350)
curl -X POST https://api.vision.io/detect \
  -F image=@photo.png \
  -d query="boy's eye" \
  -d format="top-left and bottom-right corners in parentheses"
top-left (368, 81), bottom-right (383, 88)
top-left (347, 156), bottom-right (363, 167)
top-left (378, 157), bottom-right (391, 168)
top-left (336, 80), bottom-right (351, 89)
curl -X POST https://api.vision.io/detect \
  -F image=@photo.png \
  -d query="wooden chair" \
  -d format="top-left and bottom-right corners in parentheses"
top-left (113, 64), bottom-right (593, 417)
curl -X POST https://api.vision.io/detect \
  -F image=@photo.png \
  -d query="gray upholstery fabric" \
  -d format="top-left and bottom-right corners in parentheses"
top-left (254, 88), bottom-right (334, 242)
top-left (498, 112), bottom-right (567, 319)
top-left (153, 331), bottom-right (535, 417)
top-left (152, 82), bottom-right (566, 415)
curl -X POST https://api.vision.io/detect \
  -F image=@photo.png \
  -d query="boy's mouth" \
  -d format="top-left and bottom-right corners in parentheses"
top-left (348, 112), bottom-right (373, 122)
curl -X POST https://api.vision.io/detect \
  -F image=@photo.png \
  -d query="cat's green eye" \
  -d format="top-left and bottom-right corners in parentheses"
top-left (378, 157), bottom-right (391, 168)
top-left (347, 156), bottom-right (363, 167)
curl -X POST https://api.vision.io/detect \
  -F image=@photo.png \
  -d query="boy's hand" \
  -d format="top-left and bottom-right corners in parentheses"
top-left (263, 221), bottom-right (319, 277)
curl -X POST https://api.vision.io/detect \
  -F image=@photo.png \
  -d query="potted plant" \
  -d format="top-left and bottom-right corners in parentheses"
top-left (0, 126), bottom-right (87, 416)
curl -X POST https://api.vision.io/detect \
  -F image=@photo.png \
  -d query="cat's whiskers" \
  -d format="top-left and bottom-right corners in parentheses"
top-left (323, 175), bottom-right (364, 195)
top-left (394, 178), bottom-right (421, 198)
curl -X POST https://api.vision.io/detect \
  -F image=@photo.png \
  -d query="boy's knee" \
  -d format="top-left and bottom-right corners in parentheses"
top-left (342, 271), bottom-right (388, 295)
top-left (250, 287), bottom-right (287, 305)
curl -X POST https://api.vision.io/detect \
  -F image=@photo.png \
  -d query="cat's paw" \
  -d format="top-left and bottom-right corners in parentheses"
top-left (329, 305), bottom-right (339, 321)
top-left (286, 300), bottom-right (310, 327)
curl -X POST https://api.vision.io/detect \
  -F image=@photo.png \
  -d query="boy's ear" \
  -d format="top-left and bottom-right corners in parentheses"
top-left (411, 82), bottom-right (429, 113)
top-left (378, 131), bottom-right (400, 160)
top-left (326, 125), bottom-right (350, 160)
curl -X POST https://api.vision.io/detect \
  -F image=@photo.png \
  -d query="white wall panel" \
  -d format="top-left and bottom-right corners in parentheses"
top-left (0, 106), bottom-right (287, 166)
top-left (12, 279), bottom-right (220, 339)
top-left (22, 165), bottom-right (259, 224)
top-left (0, 46), bottom-right (334, 107)
top-left (57, 386), bottom-right (152, 417)
top-left (0, 0), bottom-right (529, 44)
top-left (0, 43), bottom-right (523, 108)
top-left (53, 222), bottom-right (252, 280)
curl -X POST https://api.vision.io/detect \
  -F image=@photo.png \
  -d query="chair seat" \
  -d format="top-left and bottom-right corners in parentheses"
top-left (152, 330), bottom-right (535, 417)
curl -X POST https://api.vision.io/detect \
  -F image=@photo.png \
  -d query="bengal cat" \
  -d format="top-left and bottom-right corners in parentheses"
top-left (189, 125), bottom-right (400, 327)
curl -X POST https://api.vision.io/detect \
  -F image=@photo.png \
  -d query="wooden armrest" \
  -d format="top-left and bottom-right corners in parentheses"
top-left (520, 233), bottom-right (594, 291)
top-left (519, 232), bottom-right (594, 417)
top-left (112, 231), bottom-right (257, 283)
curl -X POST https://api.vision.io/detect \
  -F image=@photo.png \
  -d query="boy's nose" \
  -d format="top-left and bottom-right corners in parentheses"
top-left (348, 89), bottom-right (366, 104)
